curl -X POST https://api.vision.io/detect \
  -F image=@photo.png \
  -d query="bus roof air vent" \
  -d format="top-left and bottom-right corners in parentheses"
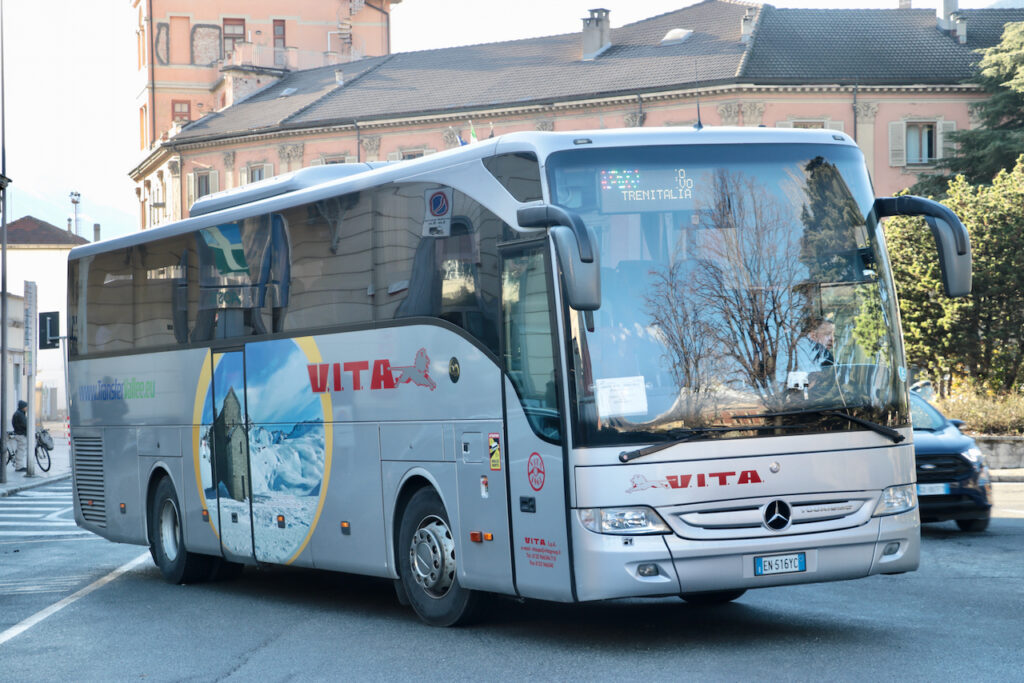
top-left (188, 163), bottom-right (374, 217)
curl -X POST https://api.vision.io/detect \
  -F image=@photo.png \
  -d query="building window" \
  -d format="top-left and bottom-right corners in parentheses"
top-left (401, 150), bottom-right (425, 160)
top-left (223, 18), bottom-right (245, 55)
top-left (196, 172), bottom-right (212, 199)
top-left (249, 165), bottom-right (265, 183)
top-left (139, 105), bottom-right (148, 149)
top-left (172, 100), bottom-right (191, 124)
top-left (906, 123), bottom-right (936, 165)
top-left (793, 121), bottom-right (825, 129)
top-left (273, 20), bottom-right (286, 66)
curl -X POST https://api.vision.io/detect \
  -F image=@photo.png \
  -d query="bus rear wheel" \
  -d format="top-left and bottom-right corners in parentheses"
top-left (398, 487), bottom-right (480, 626)
top-left (680, 589), bottom-right (747, 605)
top-left (149, 477), bottom-right (213, 584)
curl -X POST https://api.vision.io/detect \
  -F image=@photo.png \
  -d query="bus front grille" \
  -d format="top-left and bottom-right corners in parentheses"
top-left (72, 437), bottom-right (106, 527)
top-left (663, 492), bottom-right (874, 540)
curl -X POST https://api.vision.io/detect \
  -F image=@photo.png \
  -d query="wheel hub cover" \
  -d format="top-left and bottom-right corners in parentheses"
top-left (409, 518), bottom-right (455, 597)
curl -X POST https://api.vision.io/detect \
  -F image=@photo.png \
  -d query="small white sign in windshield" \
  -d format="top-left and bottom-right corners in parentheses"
top-left (595, 376), bottom-right (648, 418)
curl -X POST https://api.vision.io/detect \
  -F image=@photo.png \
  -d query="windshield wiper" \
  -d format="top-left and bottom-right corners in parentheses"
top-left (617, 424), bottom-right (811, 463)
top-left (735, 407), bottom-right (905, 444)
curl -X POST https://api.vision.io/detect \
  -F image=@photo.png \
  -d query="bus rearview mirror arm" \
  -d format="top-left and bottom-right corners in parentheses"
top-left (516, 204), bottom-right (601, 311)
top-left (873, 195), bottom-right (972, 297)
top-left (517, 205), bottom-right (594, 263)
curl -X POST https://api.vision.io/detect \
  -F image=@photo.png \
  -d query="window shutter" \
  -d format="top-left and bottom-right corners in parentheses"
top-left (264, 163), bottom-right (274, 179)
top-left (239, 167), bottom-right (249, 185)
top-left (826, 120), bottom-right (845, 132)
top-left (775, 121), bottom-right (794, 128)
top-left (308, 158), bottom-right (323, 166)
top-left (888, 121), bottom-right (906, 167)
top-left (344, 155), bottom-right (359, 164)
top-left (209, 170), bottom-right (219, 194)
top-left (186, 173), bottom-right (195, 211)
top-left (423, 148), bottom-right (437, 156)
top-left (386, 152), bottom-right (401, 161)
top-left (938, 120), bottom-right (957, 159)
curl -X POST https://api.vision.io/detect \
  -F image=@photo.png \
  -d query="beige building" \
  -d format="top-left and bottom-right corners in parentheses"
top-left (130, 1), bottom-right (1024, 229)
top-left (5, 217), bottom-right (90, 418)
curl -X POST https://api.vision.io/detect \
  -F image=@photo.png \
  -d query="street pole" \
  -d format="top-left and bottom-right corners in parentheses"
top-left (0, 0), bottom-right (8, 485)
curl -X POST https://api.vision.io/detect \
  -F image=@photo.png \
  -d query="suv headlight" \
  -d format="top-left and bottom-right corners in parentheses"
top-left (962, 447), bottom-right (985, 466)
top-left (578, 506), bottom-right (670, 535)
top-left (873, 484), bottom-right (917, 517)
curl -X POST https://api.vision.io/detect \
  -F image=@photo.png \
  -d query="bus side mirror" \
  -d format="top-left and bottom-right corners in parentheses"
top-left (874, 196), bottom-right (972, 297)
top-left (517, 205), bottom-right (600, 311)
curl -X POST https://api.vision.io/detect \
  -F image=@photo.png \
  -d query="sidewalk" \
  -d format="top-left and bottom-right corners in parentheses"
top-left (0, 423), bottom-right (72, 497)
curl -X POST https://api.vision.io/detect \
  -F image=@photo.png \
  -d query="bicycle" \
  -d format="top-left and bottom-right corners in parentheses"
top-left (3, 428), bottom-right (52, 473)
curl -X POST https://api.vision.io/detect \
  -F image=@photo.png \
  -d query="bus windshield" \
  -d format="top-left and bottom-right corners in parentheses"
top-left (547, 143), bottom-right (908, 448)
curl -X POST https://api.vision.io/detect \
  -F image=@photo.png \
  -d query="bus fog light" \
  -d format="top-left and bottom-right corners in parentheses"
top-left (578, 506), bottom-right (670, 535)
top-left (883, 542), bottom-right (900, 556)
top-left (873, 484), bottom-right (917, 517)
top-left (637, 563), bottom-right (660, 577)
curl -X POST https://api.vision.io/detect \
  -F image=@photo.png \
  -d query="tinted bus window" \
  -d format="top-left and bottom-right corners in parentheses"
top-left (483, 153), bottom-right (543, 203)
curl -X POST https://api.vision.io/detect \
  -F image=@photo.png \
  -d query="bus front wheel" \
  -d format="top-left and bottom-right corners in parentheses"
top-left (149, 477), bottom-right (213, 584)
top-left (397, 487), bottom-right (480, 626)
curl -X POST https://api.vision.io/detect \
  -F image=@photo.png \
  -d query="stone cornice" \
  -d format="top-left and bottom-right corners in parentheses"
top-left (144, 81), bottom-right (986, 157)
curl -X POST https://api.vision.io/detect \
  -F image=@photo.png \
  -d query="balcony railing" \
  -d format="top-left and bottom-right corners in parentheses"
top-left (222, 42), bottom-right (363, 72)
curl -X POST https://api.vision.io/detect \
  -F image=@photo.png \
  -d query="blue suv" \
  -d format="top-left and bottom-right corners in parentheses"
top-left (910, 392), bottom-right (992, 532)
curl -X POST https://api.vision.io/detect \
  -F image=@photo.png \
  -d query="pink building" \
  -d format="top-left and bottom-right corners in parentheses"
top-left (130, 0), bottom-right (400, 228)
top-left (129, 0), bottom-right (1024, 229)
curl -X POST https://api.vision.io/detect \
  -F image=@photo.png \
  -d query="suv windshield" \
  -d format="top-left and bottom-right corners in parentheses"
top-left (910, 393), bottom-right (947, 431)
top-left (547, 143), bottom-right (908, 447)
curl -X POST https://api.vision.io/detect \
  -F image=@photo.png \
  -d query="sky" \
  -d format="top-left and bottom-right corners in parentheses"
top-left (0, 0), bottom-right (1010, 245)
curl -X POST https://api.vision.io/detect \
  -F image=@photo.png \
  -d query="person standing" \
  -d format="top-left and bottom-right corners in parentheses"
top-left (11, 400), bottom-right (28, 472)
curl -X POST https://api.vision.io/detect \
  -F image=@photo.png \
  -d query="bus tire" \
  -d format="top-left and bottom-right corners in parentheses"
top-left (149, 477), bottom-right (212, 584)
top-left (397, 487), bottom-right (480, 626)
top-left (680, 589), bottom-right (747, 605)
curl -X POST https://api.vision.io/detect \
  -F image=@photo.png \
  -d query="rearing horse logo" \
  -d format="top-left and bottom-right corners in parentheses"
top-left (391, 348), bottom-right (436, 391)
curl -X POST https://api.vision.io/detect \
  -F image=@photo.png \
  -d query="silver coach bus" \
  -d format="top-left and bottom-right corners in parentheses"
top-left (68, 128), bottom-right (971, 626)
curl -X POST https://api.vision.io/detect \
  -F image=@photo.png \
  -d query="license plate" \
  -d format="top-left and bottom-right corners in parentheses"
top-left (917, 483), bottom-right (950, 496)
top-left (754, 552), bottom-right (806, 576)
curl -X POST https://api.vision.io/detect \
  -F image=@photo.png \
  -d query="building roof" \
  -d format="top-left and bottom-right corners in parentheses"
top-left (7, 216), bottom-right (89, 246)
top-left (742, 7), bottom-right (994, 84)
top-left (170, 0), bottom-right (1024, 145)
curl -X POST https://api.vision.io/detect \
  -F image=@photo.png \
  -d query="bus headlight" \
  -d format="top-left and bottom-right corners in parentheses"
top-left (578, 506), bottom-right (670, 535)
top-left (872, 484), bottom-right (917, 517)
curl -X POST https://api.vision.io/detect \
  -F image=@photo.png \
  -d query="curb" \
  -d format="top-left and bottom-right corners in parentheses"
top-left (990, 471), bottom-right (1024, 483)
top-left (0, 471), bottom-right (72, 497)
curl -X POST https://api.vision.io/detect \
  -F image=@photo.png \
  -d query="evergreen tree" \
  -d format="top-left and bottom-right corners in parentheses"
top-left (912, 22), bottom-right (1024, 197)
top-left (888, 159), bottom-right (1024, 392)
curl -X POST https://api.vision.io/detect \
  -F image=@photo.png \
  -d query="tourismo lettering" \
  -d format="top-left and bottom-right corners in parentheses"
top-left (308, 348), bottom-right (436, 393)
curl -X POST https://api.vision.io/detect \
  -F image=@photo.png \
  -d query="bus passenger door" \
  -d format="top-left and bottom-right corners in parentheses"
top-left (210, 349), bottom-right (255, 563)
top-left (500, 241), bottom-right (574, 602)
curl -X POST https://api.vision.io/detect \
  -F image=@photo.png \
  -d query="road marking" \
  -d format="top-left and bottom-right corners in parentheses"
top-left (0, 531), bottom-right (94, 537)
top-left (999, 508), bottom-right (1024, 515)
top-left (0, 551), bottom-right (150, 646)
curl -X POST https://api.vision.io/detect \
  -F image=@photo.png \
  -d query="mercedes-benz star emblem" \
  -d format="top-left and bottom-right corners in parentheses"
top-left (763, 500), bottom-right (792, 531)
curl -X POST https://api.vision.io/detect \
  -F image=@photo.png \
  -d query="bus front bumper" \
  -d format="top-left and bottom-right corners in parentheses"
top-left (571, 507), bottom-right (919, 602)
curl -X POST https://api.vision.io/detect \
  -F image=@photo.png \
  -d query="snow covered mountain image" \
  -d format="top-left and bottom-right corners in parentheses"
top-left (195, 337), bottom-right (330, 564)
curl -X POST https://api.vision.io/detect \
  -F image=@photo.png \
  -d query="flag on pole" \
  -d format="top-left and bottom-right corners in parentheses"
top-left (469, 120), bottom-right (478, 144)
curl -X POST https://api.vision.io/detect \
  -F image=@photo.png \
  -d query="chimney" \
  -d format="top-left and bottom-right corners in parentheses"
top-left (335, 69), bottom-right (344, 86)
top-left (938, 0), bottom-right (958, 30)
top-left (741, 8), bottom-right (756, 43)
top-left (582, 8), bottom-right (611, 61)
top-left (66, 218), bottom-right (72, 234)
top-left (898, 0), bottom-right (911, 8)
top-left (93, 223), bottom-right (101, 243)
top-left (952, 13), bottom-right (967, 44)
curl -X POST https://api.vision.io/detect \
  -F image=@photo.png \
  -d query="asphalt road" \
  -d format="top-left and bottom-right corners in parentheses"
top-left (1, 482), bottom-right (1022, 682)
